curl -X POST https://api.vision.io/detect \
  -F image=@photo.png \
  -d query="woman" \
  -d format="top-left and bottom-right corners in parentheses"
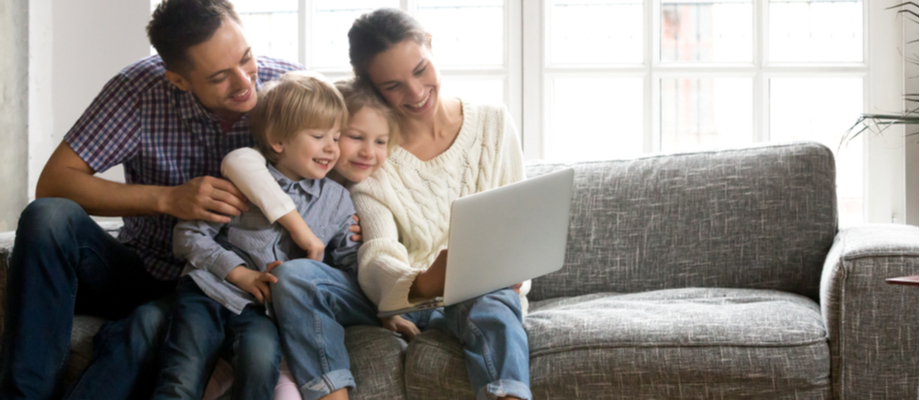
top-left (346, 8), bottom-right (531, 400)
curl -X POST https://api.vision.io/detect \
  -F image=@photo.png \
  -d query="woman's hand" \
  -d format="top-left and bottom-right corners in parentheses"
top-left (409, 249), bottom-right (448, 299)
top-left (381, 315), bottom-right (421, 340)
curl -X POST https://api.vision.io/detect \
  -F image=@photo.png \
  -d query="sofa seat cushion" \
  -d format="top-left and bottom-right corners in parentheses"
top-left (404, 288), bottom-right (830, 400)
top-left (64, 319), bottom-right (408, 400)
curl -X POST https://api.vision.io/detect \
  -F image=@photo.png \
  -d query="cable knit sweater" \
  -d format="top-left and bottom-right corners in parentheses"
top-left (351, 100), bottom-right (530, 314)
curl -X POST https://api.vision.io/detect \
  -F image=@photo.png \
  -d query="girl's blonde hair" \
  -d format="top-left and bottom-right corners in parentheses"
top-left (335, 78), bottom-right (401, 151)
top-left (249, 71), bottom-right (348, 163)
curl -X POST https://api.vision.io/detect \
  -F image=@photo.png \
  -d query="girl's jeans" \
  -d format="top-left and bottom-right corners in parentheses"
top-left (270, 259), bottom-right (531, 400)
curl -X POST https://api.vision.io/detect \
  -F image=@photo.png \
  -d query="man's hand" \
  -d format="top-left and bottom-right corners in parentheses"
top-left (409, 249), bottom-right (448, 299)
top-left (381, 315), bottom-right (421, 341)
top-left (160, 176), bottom-right (249, 223)
top-left (225, 265), bottom-right (277, 304)
top-left (349, 215), bottom-right (363, 242)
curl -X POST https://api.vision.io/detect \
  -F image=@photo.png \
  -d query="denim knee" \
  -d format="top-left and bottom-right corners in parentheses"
top-left (271, 260), bottom-right (333, 297)
top-left (453, 289), bottom-right (523, 326)
top-left (97, 297), bottom-right (172, 354)
top-left (16, 198), bottom-right (88, 244)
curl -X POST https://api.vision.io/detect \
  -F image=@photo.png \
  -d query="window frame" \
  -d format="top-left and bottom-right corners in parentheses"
top-left (524, 0), bottom-right (887, 224)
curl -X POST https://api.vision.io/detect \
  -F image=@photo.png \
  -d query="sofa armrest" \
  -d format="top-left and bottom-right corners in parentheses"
top-left (820, 224), bottom-right (919, 400)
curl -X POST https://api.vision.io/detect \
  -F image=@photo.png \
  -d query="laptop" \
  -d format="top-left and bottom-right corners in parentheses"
top-left (377, 168), bottom-right (575, 318)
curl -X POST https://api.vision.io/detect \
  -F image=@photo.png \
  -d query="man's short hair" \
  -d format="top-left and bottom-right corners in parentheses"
top-left (249, 71), bottom-right (349, 164)
top-left (147, 0), bottom-right (242, 74)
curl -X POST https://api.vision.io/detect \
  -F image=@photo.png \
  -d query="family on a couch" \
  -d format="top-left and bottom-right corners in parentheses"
top-left (0, 1), bottom-right (529, 400)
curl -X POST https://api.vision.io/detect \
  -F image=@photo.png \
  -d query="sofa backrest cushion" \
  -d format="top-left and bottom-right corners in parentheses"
top-left (525, 142), bottom-right (837, 302)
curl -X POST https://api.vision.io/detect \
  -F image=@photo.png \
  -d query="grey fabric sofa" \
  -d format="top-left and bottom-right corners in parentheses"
top-left (1, 141), bottom-right (917, 399)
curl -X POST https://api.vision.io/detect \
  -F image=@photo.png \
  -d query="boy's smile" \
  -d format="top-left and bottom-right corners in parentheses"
top-left (271, 124), bottom-right (341, 181)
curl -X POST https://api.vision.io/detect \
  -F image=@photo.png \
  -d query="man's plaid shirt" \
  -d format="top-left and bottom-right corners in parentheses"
top-left (64, 55), bottom-right (302, 280)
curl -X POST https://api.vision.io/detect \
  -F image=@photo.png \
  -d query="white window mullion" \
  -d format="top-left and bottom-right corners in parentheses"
top-left (505, 0), bottom-right (522, 136)
top-left (402, 0), bottom-right (418, 16)
top-left (299, 0), bottom-right (308, 67)
top-left (522, 0), bottom-right (544, 160)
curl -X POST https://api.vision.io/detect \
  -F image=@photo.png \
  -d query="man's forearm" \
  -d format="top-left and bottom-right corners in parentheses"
top-left (37, 165), bottom-right (167, 217)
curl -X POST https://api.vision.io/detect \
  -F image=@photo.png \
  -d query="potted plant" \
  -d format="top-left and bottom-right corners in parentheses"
top-left (840, 1), bottom-right (918, 149)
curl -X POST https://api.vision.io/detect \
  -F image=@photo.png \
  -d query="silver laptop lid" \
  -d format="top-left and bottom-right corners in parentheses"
top-left (442, 168), bottom-right (574, 306)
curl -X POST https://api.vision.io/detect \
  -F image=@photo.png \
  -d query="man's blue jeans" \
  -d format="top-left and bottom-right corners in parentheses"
top-left (0, 198), bottom-right (176, 400)
top-left (152, 278), bottom-right (281, 400)
top-left (270, 259), bottom-right (531, 400)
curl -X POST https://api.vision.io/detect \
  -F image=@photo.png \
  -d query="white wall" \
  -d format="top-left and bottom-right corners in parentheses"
top-left (0, 0), bottom-right (29, 232)
top-left (28, 0), bottom-right (150, 201)
top-left (865, 0), bottom-right (913, 225)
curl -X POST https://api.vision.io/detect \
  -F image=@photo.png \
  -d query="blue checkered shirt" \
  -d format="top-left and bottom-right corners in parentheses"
top-left (64, 55), bottom-right (302, 280)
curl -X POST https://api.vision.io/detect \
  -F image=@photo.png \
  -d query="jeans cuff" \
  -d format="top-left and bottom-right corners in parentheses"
top-left (299, 369), bottom-right (355, 400)
top-left (476, 379), bottom-right (532, 400)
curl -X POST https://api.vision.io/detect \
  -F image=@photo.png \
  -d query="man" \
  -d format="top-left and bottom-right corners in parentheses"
top-left (0, 1), bottom-right (301, 399)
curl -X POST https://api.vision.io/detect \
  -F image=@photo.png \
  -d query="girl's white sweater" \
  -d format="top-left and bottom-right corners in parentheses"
top-left (352, 101), bottom-right (530, 313)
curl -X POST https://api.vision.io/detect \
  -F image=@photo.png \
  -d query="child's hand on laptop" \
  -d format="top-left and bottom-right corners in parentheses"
top-left (226, 265), bottom-right (278, 304)
top-left (381, 315), bottom-right (420, 340)
top-left (511, 282), bottom-right (523, 294)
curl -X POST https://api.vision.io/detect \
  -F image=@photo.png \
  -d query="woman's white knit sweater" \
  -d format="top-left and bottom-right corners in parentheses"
top-left (351, 101), bottom-right (530, 313)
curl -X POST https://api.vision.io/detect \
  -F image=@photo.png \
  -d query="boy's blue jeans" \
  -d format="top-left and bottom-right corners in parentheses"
top-left (152, 278), bottom-right (281, 400)
top-left (271, 259), bottom-right (532, 400)
top-left (0, 198), bottom-right (176, 400)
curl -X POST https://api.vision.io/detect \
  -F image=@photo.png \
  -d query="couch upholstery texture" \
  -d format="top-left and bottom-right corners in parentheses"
top-left (1, 141), bottom-right (916, 399)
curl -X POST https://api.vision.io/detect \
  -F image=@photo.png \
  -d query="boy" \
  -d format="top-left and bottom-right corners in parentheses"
top-left (153, 71), bottom-right (358, 400)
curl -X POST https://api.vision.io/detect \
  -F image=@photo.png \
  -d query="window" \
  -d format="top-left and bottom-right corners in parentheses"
top-left (524, 0), bottom-right (868, 226)
top-left (152, 0), bottom-right (877, 226)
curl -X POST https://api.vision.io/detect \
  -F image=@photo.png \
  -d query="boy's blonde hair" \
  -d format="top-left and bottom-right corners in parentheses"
top-left (335, 78), bottom-right (401, 152)
top-left (249, 71), bottom-right (348, 163)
